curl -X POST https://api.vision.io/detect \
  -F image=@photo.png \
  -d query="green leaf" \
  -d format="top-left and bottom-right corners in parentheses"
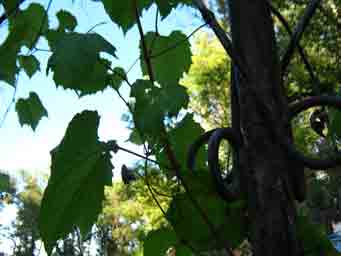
top-left (108, 67), bottom-right (126, 90)
top-left (155, 0), bottom-right (193, 17)
top-left (98, 0), bottom-right (152, 33)
top-left (96, 0), bottom-right (191, 32)
top-left (47, 32), bottom-right (116, 96)
top-left (144, 228), bottom-right (192, 256)
top-left (39, 111), bottom-right (113, 255)
top-left (143, 228), bottom-right (177, 256)
top-left (9, 3), bottom-right (48, 49)
top-left (18, 55), bottom-right (40, 78)
top-left (15, 92), bottom-right (48, 131)
top-left (128, 128), bottom-right (144, 145)
top-left (0, 3), bottom-right (47, 85)
top-left (56, 10), bottom-right (77, 31)
top-left (130, 79), bottom-right (188, 138)
top-left (131, 80), bottom-right (163, 137)
top-left (157, 114), bottom-right (205, 170)
top-left (167, 193), bottom-right (246, 252)
top-left (140, 31), bottom-right (191, 85)
top-left (0, 42), bottom-right (18, 85)
top-left (329, 108), bottom-right (341, 139)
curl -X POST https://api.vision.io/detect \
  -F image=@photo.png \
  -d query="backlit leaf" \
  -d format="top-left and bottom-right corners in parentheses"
top-left (56, 10), bottom-right (77, 31)
top-left (140, 31), bottom-right (191, 85)
top-left (18, 55), bottom-right (40, 78)
top-left (39, 111), bottom-right (113, 255)
top-left (15, 92), bottom-right (48, 131)
top-left (47, 32), bottom-right (116, 96)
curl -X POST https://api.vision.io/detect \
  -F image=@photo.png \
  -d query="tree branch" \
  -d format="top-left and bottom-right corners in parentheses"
top-left (193, 0), bottom-right (248, 79)
top-left (268, 1), bottom-right (320, 93)
top-left (208, 128), bottom-right (241, 201)
top-left (288, 96), bottom-right (341, 170)
top-left (281, 0), bottom-right (321, 76)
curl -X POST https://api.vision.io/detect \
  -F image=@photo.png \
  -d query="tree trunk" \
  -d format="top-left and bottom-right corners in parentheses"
top-left (229, 1), bottom-right (304, 255)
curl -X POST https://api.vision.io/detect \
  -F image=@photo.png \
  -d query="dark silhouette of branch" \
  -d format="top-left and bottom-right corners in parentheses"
top-left (268, 1), bottom-right (321, 93)
top-left (150, 23), bottom-right (207, 59)
top-left (187, 129), bottom-right (218, 171)
top-left (281, 0), bottom-right (321, 76)
top-left (142, 155), bottom-right (199, 254)
top-left (288, 96), bottom-right (341, 170)
top-left (0, 0), bottom-right (27, 26)
top-left (208, 128), bottom-right (241, 201)
top-left (193, 0), bottom-right (248, 79)
top-left (134, 0), bottom-right (155, 83)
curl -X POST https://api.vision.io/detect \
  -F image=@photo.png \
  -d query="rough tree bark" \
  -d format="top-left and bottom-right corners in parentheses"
top-left (229, 1), bottom-right (304, 255)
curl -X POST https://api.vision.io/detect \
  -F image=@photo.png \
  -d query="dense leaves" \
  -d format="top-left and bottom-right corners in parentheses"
top-left (167, 192), bottom-right (246, 251)
top-left (39, 111), bottom-right (113, 254)
top-left (15, 92), bottom-right (48, 131)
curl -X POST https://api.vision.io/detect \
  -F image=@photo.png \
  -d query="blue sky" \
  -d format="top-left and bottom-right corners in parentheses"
top-left (0, 1), bottom-right (203, 253)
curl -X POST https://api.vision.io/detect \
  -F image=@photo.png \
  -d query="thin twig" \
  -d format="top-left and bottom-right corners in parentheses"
top-left (86, 21), bottom-right (108, 33)
top-left (142, 149), bottom-right (199, 254)
top-left (281, 0), bottom-right (321, 76)
top-left (150, 23), bottom-right (207, 59)
top-left (134, 0), bottom-right (155, 83)
top-left (0, 77), bottom-right (18, 128)
top-left (116, 145), bottom-right (171, 170)
top-left (154, 6), bottom-right (159, 35)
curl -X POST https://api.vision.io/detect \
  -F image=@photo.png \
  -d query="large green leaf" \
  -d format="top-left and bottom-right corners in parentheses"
top-left (140, 31), bottom-right (191, 85)
top-left (47, 32), bottom-right (116, 96)
top-left (130, 79), bottom-right (188, 138)
top-left (15, 92), bottom-right (48, 131)
top-left (56, 10), bottom-right (77, 31)
top-left (18, 55), bottom-right (40, 78)
top-left (39, 111), bottom-right (113, 255)
top-left (167, 192), bottom-right (246, 252)
top-left (0, 3), bottom-right (47, 85)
